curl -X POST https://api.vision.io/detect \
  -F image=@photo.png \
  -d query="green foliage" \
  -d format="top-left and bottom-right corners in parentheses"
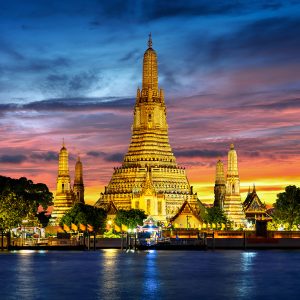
top-left (204, 207), bottom-right (228, 227)
top-left (60, 203), bottom-right (107, 232)
top-left (103, 229), bottom-right (121, 238)
top-left (0, 176), bottom-right (53, 230)
top-left (114, 209), bottom-right (147, 229)
top-left (273, 185), bottom-right (300, 230)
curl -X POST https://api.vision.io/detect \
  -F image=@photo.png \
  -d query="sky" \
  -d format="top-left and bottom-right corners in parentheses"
top-left (0, 0), bottom-right (300, 206)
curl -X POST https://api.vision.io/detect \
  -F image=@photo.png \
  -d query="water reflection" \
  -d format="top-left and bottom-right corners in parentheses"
top-left (142, 250), bottom-right (160, 299)
top-left (99, 249), bottom-right (119, 300)
top-left (237, 252), bottom-right (257, 298)
top-left (14, 250), bottom-right (39, 300)
top-left (241, 252), bottom-right (257, 271)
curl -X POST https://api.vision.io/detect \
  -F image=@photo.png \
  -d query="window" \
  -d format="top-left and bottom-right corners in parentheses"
top-left (135, 201), bottom-right (139, 209)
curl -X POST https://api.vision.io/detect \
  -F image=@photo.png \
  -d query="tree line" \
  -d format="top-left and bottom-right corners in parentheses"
top-left (1, 174), bottom-right (300, 231)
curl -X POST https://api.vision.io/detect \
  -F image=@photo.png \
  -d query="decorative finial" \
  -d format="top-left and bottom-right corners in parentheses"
top-left (148, 33), bottom-right (152, 48)
top-left (253, 183), bottom-right (256, 193)
top-left (230, 143), bottom-right (234, 150)
top-left (62, 138), bottom-right (65, 147)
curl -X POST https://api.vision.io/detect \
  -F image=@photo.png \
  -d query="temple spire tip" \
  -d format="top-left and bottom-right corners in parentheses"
top-left (148, 33), bottom-right (152, 48)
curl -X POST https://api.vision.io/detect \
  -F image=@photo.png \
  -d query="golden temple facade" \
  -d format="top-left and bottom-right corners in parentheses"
top-left (50, 142), bottom-right (75, 225)
top-left (50, 143), bottom-right (85, 225)
top-left (223, 144), bottom-right (246, 226)
top-left (95, 35), bottom-right (202, 222)
top-left (214, 159), bottom-right (226, 208)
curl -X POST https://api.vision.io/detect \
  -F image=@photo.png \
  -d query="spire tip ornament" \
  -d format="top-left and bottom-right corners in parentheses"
top-left (148, 32), bottom-right (152, 48)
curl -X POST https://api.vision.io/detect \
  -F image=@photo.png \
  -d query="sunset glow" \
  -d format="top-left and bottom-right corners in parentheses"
top-left (1, 1), bottom-right (300, 206)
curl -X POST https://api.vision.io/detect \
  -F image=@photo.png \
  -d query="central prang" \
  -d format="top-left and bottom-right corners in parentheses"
top-left (95, 36), bottom-right (203, 223)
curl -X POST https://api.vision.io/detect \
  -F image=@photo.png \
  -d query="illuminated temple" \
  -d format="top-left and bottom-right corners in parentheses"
top-left (50, 142), bottom-right (85, 225)
top-left (223, 144), bottom-right (246, 226)
top-left (95, 35), bottom-right (203, 222)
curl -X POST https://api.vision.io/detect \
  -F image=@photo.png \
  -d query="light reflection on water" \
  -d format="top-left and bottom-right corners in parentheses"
top-left (142, 250), bottom-right (159, 298)
top-left (237, 252), bottom-right (257, 298)
top-left (100, 249), bottom-right (118, 300)
top-left (1, 250), bottom-right (300, 300)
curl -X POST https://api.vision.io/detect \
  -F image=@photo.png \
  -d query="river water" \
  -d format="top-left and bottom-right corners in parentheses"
top-left (0, 249), bottom-right (299, 300)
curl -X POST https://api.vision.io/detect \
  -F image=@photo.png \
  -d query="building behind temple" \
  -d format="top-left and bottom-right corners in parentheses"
top-left (50, 142), bottom-right (85, 225)
top-left (214, 144), bottom-right (270, 227)
top-left (214, 144), bottom-right (246, 227)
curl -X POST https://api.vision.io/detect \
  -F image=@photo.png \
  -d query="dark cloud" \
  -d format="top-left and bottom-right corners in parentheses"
top-left (249, 98), bottom-right (300, 110)
top-left (142, 1), bottom-right (237, 20)
top-left (119, 49), bottom-right (139, 62)
top-left (105, 153), bottom-right (124, 162)
top-left (0, 154), bottom-right (27, 164)
top-left (0, 40), bottom-right (25, 61)
top-left (86, 151), bottom-right (106, 157)
top-left (30, 151), bottom-right (57, 161)
top-left (1, 56), bottom-right (71, 74)
top-left (207, 16), bottom-right (300, 67)
top-left (243, 151), bottom-right (261, 158)
top-left (174, 149), bottom-right (226, 158)
top-left (40, 69), bottom-right (99, 96)
top-left (89, 1), bottom-right (289, 24)
top-left (0, 97), bottom-right (135, 113)
top-left (87, 151), bottom-right (124, 162)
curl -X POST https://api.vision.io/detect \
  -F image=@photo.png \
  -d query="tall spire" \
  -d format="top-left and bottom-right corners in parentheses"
top-left (223, 143), bottom-right (245, 226)
top-left (215, 159), bottom-right (225, 184)
top-left (51, 142), bottom-right (74, 225)
top-left (227, 143), bottom-right (238, 176)
top-left (214, 159), bottom-right (226, 208)
top-left (148, 32), bottom-right (152, 48)
top-left (142, 34), bottom-right (158, 92)
top-left (58, 142), bottom-right (69, 176)
top-left (74, 156), bottom-right (84, 203)
top-left (74, 156), bottom-right (83, 184)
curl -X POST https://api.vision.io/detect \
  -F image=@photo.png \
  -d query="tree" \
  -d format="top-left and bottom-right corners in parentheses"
top-left (273, 185), bottom-right (300, 230)
top-left (37, 211), bottom-right (51, 227)
top-left (114, 209), bottom-right (147, 229)
top-left (60, 203), bottom-right (107, 233)
top-left (0, 176), bottom-right (53, 230)
top-left (203, 207), bottom-right (228, 229)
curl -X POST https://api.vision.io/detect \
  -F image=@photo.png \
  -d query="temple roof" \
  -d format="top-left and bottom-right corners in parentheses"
top-left (107, 201), bottom-right (118, 215)
top-left (170, 200), bottom-right (203, 223)
top-left (243, 187), bottom-right (265, 211)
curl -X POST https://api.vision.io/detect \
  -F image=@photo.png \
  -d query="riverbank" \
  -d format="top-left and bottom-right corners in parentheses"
top-left (3, 230), bottom-right (300, 251)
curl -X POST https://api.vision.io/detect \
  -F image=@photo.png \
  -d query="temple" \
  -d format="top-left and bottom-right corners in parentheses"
top-left (223, 144), bottom-right (246, 226)
top-left (50, 142), bottom-right (85, 225)
top-left (243, 185), bottom-right (269, 223)
top-left (73, 156), bottom-right (85, 203)
top-left (213, 159), bottom-right (226, 208)
top-left (95, 35), bottom-right (203, 222)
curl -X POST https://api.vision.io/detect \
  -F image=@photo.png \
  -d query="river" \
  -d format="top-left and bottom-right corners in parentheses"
top-left (0, 249), bottom-right (299, 300)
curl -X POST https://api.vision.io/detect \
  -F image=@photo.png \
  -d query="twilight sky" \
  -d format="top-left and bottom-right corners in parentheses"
top-left (1, 0), bottom-right (300, 205)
